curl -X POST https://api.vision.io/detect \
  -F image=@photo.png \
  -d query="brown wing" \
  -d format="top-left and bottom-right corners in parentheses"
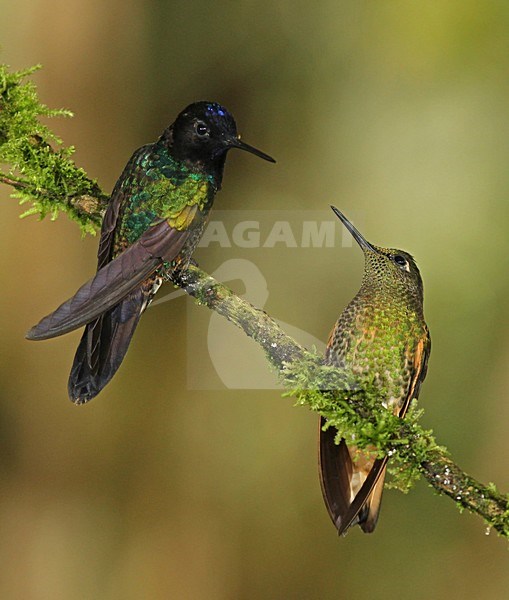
top-left (398, 328), bottom-right (431, 418)
top-left (26, 220), bottom-right (189, 340)
top-left (319, 327), bottom-right (431, 535)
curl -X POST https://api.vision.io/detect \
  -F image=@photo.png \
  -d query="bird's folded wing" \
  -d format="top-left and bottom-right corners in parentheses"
top-left (26, 220), bottom-right (189, 340)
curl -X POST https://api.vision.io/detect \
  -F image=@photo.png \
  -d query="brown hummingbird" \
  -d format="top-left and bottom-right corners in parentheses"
top-left (319, 206), bottom-right (431, 535)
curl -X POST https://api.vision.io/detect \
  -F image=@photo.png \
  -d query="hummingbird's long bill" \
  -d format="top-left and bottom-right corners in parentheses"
top-left (330, 205), bottom-right (377, 253)
top-left (229, 138), bottom-right (276, 163)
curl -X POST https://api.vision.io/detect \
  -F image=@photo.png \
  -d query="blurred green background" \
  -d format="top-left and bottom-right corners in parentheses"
top-left (2, 2), bottom-right (509, 599)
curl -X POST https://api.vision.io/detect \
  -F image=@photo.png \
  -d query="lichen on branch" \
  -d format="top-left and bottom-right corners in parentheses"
top-left (2, 62), bottom-right (509, 538)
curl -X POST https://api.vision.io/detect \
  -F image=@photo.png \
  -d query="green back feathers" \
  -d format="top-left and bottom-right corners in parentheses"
top-left (116, 145), bottom-right (215, 247)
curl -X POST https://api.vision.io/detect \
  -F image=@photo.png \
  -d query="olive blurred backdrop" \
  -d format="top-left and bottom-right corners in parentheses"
top-left (2, 2), bottom-right (509, 599)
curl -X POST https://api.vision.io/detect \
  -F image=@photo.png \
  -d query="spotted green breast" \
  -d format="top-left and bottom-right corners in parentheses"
top-left (327, 282), bottom-right (428, 411)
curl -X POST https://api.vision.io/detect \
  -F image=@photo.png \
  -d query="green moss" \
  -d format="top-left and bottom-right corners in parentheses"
top-left (0, 63), bottom-right (108, 235)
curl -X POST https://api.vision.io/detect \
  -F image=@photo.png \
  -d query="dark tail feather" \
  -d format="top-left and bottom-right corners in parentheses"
top-left (340, 457), bottom-right (387, 534)
top-left (68, 288), bottom-right (146, 404)
top-left (318, 416), bottom-right (388, 535)
top-left (318, 417), bottom-right (353, 530)
top-left (358, 463), bottom-right (387, 533)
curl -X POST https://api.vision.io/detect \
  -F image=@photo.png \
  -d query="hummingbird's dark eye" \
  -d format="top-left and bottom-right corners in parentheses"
top-left (392, 254), bottom-right (409, 270)
top-left (194, 121), bottom-right (210, 138)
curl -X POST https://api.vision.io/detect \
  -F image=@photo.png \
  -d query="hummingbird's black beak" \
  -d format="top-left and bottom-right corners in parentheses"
top-left (228, 137), bottom-right (276, 163)
top-left (330, 206), bottom-right (377, 253)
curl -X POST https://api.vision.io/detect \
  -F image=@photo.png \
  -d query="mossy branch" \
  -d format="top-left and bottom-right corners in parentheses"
top-left (0, 64), bottom-right (108, 233)
top-left (2, 63), bottom-right (508, 537)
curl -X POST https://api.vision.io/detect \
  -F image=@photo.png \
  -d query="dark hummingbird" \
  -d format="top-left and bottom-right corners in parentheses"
top-left (26, 102), bottom-right (275, 404)
top-left (319, 206), bottom-right (430, 535)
